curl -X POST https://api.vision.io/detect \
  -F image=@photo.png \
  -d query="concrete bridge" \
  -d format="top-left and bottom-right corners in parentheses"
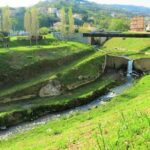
top-left (83, 32), bottom-right (150, 45)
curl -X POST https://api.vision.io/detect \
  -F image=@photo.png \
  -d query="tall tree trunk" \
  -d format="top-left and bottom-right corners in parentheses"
top-left (29, 35), bottom-right (32, 47)
top-left (36, 35), bottom-right (38, 47)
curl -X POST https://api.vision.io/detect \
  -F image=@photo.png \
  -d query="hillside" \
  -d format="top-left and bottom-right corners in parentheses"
top-left (106, 4), bottom-right (150, 15)
top-left (36, 0), bottom-right (150, 16)
top-left (101, 38), bottom-right (150, 58)
top-left (1, 0), bottom-right (150, 31)
top-left (0, 35), bottom-right (149, 149)
top-left (0, 37), bottom-right (150, 119)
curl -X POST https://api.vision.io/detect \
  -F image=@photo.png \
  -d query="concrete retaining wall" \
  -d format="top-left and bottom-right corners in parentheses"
top-left (105, 55), bottom-right (129, 70)
top-left (53, 32), bottom-right (89, 44)
top-left (105, 55), bottom-right (150, 72)
top-left (134, 58), bottom-right (150, 72)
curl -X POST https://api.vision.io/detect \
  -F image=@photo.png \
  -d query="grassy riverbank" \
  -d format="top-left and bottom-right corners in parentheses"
top-left (101, 38), bottom-right (150, 59)
top-left (0, 75), bottom-right (149, 150)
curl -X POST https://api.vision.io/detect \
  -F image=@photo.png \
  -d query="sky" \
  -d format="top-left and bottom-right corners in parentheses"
top-left (0, 0), bottom-right (150, 8)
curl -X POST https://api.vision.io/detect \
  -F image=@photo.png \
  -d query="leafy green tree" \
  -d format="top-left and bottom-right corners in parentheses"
top-left (24, 9), bottom-right (32, 46)
top-left (1, 6), bottom-right (11, 48)
top-left (0, 14), bottom-right (2, 31)
top-left (98, 18), bottom-right (111, 30)
top-left (31, 7), bottom-right (39, 46)
top-left (39, 27), bottom-right (49, 35)
top-left (39, 14), bottom-right (59, 28)
top-left (13, 8), bottom-right (25, 30)
top-left (2, 6), bottom-right (11, 33)
top-left (108, 18), bottom-right (130, 31)
top-left (79, 23), bottom-right (92, 33)
top-left (11, 18), bottom-right (18, 31)
top-left (60, 7), bottom-right (66, 35)
top-left (68, 7), bottom-right (74, 34)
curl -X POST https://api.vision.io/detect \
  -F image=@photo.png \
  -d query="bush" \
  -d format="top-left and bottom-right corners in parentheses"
top-left (17, 36), bottom-right (28, 41)
top-left (39, 27), bottom-right (49, 35)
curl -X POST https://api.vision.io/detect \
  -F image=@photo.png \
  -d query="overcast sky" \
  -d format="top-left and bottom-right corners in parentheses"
top-left (0, 0), bottom-right (150, 8)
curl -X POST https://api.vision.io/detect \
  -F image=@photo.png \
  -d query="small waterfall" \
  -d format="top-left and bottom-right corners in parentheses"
top-left (127, 60), bottom-right (133, 77)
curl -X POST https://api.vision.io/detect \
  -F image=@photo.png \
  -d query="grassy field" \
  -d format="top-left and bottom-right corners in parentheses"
top-left (0, 75), bottom-right (149, 150)
top-left (101, 38), bottom-right (150, 59)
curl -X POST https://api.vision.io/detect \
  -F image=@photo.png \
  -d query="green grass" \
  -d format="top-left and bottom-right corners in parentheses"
top-left (0, 49), bottom-right (107, 117)
top-left (0, 50), bottom-right (105, 104)
top-left (0, 34), bottom-right (56, 49)
top-left (0, 35), bottom-right (94, 98)
top-left (0, 35), bottom-right (150, 149)
top-left (58, 51), bottom-right (105, 86)
top-left (0, 34), bottom-right (91, 79)
top-left (0, 50), bottom-right (94, 98)
top-left (1, 37), bottom-right (150, 99)
top-left (101, 38), bottom-right (150, 59)
top-left (0, 69), bottom-right (115, 115)
top-left (0, 40), bottom-right (90, 72)
top-left (0, 75), bottom-right (149, 150)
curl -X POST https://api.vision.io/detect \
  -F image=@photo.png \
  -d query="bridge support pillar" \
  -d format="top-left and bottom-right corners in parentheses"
top-left (89, 37), bottom-right (95, 45)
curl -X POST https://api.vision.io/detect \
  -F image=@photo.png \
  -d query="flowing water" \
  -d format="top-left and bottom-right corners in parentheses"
top-left (0, 60), bottom-right (134, 140)
top-left (127, 60), bottom-right (133, 77)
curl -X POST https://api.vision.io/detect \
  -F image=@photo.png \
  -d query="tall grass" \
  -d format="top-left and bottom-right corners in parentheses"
top-left (96, 111), bottom-right (150, 150)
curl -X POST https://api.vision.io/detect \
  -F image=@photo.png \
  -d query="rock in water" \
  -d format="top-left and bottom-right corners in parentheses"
top-left (39, 80), bottom-right (62, 97)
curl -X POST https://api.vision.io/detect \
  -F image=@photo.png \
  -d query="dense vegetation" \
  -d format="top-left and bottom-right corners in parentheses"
top-left (0, 0), bottom-right (145, 32)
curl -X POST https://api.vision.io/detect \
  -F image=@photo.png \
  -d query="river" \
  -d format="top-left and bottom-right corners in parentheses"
top-left (0, 61), bottom-right (134, 140)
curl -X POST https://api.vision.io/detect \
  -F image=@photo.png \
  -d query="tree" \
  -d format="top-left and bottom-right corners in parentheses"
top-left (2, 6), bottom-right (11, 33)
top-left (78, 23), bottom-right (92, 33)
top-left (13, 7), bottom-right (26, 31)
top-left (0, 15), bottom-right (2, 31)
top-left (39, 27), bottom-right (49, 35)
top-left (68, 7), bottom-right (74, 34)
top-left (39, 14), bottom-right (59, 28)
top-left (24, 9), bottom-right (32, 46)
top-left (60, 7), bottom-right (66, 35)
top-left (31, 7), bottom-right (39, 46)
top-left (108, 18), bottom-right (130, 32)
top-left (1, 6), bottom-right (11, 48)
top-left (98, 18), bottom-right (111, 30)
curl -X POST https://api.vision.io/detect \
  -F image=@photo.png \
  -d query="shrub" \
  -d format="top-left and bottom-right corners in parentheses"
top-left (39, 27), bottom-right (49, 35)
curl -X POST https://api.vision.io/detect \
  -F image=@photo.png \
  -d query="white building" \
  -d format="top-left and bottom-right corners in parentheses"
top-left (146, 24), bottom-right (150, 32)
top-left (73, 13), bottom-right (82, 20)
top-left (143, 17), bottom-right (150, 32)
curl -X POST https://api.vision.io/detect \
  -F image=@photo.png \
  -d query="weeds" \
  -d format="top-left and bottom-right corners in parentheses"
top-left (96, 111), bottom-right (150, 150)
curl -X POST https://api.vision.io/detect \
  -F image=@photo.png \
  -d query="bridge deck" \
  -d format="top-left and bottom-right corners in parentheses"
top-left (83, 32), bottom-right (150, 38)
